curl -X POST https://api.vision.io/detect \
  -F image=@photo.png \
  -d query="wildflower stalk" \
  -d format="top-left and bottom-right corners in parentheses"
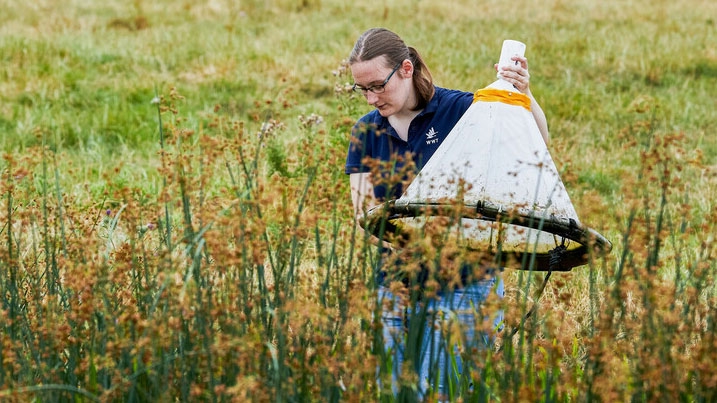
top-left (153, 89), bottom-right (173, 254)
top-left (40, 134), bottom-right (61, 300)
top-left (1, 156), bottom-right (21, 368)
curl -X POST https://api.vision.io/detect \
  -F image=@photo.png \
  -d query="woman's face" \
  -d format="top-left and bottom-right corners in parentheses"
top-left (351, 56), bottom-right (413, 117)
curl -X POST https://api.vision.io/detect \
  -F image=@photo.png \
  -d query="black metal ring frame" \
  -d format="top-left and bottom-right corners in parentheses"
top-left (363, 199), bottom-right (613, 272)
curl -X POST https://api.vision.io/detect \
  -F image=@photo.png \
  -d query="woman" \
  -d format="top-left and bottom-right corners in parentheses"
top-left (344, 27), bottom-right (549, 398)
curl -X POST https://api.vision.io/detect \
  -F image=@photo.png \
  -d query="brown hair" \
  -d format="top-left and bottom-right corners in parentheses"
top-left (348, 28), bottom-right (434, 111)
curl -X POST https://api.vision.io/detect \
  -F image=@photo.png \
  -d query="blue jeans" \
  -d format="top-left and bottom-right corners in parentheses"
top-left (377, 277), bottom-right (504, 398)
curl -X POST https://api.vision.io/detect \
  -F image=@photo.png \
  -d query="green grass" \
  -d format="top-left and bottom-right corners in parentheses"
top-left (1, 0), bottom-right (716, 401)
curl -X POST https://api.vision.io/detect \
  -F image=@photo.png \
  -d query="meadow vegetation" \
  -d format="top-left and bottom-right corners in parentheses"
top-left (1, 0), bottom-right (716, 401)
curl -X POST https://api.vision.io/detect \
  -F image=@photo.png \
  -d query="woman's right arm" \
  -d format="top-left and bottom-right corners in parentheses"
top-left (350, 172), bottom-right (396, 249)
top-left (350, 172), bottom-right (376, 219)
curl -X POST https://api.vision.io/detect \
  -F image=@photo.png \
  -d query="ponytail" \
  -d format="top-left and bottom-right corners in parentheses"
top-left (408, 46), bottom-right (434, 111)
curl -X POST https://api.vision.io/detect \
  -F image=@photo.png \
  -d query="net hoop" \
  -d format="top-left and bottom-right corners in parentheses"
top-left (363, 199), bottom-right (613, 272)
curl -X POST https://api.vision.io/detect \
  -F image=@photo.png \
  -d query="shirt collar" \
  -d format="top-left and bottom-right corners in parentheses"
top-left (371, 86), bottom-right (440, 130)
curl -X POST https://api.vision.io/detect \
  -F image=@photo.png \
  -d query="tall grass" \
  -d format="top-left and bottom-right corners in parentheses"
top-left (1, 84), bottom-right (715, 402)
top-left (1, 0), bottom-right (716, 401)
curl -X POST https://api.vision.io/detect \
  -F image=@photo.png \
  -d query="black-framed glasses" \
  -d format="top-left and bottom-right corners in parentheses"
top-left (352, 63), bottom-right (401, 95)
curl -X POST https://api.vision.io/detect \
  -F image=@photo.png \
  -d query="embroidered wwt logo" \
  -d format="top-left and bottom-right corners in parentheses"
top-left (425, 127), bottom-right (439, 144)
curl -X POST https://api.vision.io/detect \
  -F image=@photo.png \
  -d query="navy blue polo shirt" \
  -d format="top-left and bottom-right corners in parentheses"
top-left (345, 86), bottom-right (474, 200)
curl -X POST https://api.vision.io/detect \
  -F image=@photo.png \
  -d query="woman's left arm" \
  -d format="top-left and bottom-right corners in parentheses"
top-left (497, 56), bottom-right (550, 145)
top-left (526, 91), bottom-right (549, 145)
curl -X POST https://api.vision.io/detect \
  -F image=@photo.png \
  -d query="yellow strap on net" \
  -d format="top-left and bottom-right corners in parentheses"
top-left (473, 88), bottom-right (531, 111)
